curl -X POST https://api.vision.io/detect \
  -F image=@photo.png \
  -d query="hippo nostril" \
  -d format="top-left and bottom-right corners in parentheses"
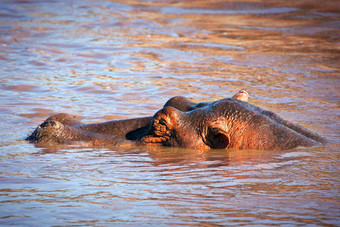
top-left (40, 121), bottom-right (52, 128)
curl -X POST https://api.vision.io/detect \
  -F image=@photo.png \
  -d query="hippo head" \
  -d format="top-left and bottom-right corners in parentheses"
top-left (140, 98), bottom-right (250, 149)
top-left (139, 98), bottom-right (321, 150)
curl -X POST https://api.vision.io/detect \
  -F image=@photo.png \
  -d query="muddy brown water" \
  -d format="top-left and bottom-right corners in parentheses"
top-left (1, 0), bottom-right (339, 225)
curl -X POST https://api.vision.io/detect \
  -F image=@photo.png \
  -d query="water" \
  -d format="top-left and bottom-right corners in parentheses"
top-left (1, 0), bottom-right (339, 225)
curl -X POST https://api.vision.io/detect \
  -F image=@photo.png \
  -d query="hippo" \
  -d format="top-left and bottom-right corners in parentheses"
top-left (26, 90), bottom-right (326, 150)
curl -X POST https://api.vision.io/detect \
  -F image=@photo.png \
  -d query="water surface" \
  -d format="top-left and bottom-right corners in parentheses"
top-left (0, 0), bottom-right (339, 225)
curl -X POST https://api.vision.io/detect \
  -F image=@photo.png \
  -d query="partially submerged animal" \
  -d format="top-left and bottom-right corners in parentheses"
top-left (26, 90), bottom-right (326, 150)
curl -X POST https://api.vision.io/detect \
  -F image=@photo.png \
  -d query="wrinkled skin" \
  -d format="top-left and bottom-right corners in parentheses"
top-left (26, 90), bottom-right (326, 150)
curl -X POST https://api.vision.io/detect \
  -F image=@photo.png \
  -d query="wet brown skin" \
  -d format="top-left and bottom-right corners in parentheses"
top-left (26, 90), bottom-right (326, 150)
top-left (141, 99), bottom-right (326, 150)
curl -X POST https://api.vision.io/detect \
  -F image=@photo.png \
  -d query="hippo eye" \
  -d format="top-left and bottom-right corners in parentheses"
top-left (204, 127), bottom-right (229, 149)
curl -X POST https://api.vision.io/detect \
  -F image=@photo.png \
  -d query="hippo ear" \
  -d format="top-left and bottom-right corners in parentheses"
top-left (232, 89), bottom-right (249, 102)
top-left (204, 127), bottom-right (229, 149)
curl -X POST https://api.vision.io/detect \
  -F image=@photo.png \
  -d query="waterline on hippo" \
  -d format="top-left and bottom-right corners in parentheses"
top-left (26, 90), bottom-right (326, 150)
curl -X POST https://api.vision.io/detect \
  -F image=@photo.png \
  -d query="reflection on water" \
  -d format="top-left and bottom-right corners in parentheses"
top-left (0, 0), bottom-right (339, 225)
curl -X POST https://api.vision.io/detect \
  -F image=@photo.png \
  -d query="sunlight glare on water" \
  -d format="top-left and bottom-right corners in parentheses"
top-left (0, 0), bottom-right (339, 225)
